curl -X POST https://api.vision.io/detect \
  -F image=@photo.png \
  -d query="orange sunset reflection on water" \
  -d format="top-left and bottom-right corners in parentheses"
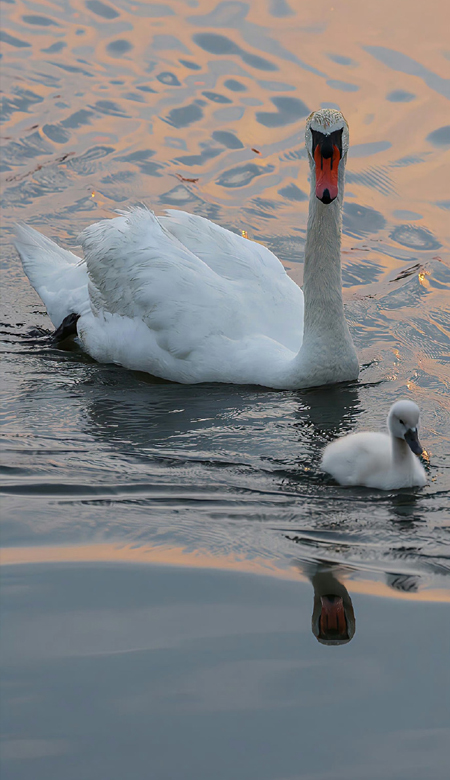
top-left (2, 0), bottom-right (449, 253)
top-left (2, 543), bottom-right (450, 603)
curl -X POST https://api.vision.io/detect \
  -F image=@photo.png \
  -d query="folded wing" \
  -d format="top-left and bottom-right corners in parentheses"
top-left (80, 206), bottom-right (303, 354)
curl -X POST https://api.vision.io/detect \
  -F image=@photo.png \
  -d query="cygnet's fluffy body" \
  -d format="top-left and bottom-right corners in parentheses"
top-left (321, 400), bottom-right (427, 490)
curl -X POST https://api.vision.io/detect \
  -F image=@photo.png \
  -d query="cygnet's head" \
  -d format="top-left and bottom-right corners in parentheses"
top-left (305, 109), bottom-right (349, 205)
top-left (388, 400), bottom-right (423, 455)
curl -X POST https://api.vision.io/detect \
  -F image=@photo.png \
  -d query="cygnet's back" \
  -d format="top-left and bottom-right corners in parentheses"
top-left (321, 431), bottom-right (392, 488)
top-left (321, 400), bottom-right (427, 490)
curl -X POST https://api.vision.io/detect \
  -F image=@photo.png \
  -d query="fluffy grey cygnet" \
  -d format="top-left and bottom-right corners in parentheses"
top-left (321, 400), bottom-right (427, 489)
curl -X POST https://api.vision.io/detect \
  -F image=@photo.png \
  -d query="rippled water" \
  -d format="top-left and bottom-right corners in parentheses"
top-left (1, 1), bottom-right (450, 778)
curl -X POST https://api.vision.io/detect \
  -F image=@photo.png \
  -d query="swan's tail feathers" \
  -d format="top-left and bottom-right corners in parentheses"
top-left (13, 223), bottom-right (89, 329)
top-left (14, 223), bottom-right (80, 281)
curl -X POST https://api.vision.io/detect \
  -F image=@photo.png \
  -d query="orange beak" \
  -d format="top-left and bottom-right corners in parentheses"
top-left (314, 143), bottom-right (340, 204)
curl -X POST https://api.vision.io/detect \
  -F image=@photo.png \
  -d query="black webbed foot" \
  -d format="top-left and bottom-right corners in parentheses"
top-left (53, 313), bottom-right (80, 343)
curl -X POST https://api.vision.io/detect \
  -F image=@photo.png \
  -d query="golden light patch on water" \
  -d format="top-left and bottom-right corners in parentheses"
top-left (1, 543), bottom-right (449, 603)
top-left (0, 543), bottom-right (307, 578)
top-left (2, 0), bottom-right (450, 254)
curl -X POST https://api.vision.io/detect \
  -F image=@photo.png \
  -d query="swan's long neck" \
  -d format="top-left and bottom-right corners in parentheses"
top-left (279, 157), bottom-right (358, 389)
top-left (302, 181), bottom-right (345, 341)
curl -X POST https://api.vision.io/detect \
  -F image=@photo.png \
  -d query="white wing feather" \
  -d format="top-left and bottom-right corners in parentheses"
top-left (160, 209), bottom-right (285, 280)
top-left (80, 206), bottom-right (303, 353)
top-left (15, 206), bottom-right (305, 385)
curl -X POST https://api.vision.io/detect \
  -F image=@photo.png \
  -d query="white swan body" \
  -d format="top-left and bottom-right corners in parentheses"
top-left (14, 109), bottom-right (359, 390)
top-left (321, 400), bottom-right (427, 489)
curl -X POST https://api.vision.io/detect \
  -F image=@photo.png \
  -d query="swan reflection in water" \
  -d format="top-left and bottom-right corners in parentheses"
top-left (296, 561), bottom-right (356, 645)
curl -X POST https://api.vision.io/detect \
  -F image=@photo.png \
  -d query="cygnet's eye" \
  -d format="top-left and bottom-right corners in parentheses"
top-left (399, 419), bottom-right (405, 426)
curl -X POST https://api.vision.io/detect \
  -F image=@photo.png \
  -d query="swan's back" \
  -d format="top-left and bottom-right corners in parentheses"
top-left (81, 207), bottom-right (303, 349)
top-left (160, 210), bottom-right (286, 281)
top-left (159, 209), bottom-right (304, 351)
top-left (72, 206), bottom-right (306, 384)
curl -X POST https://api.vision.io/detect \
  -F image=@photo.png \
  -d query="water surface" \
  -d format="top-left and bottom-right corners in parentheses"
top-left (1, 1), bottom-right (450, 778)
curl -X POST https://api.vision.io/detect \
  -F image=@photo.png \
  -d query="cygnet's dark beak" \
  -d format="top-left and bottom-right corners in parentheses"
top-left (404, 428), bottom-right (423, 456)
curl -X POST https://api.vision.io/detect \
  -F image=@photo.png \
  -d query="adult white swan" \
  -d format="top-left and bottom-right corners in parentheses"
top-left (14, 108), bottom-right (359, 389)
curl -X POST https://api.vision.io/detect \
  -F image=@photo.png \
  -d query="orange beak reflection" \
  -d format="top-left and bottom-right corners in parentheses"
top-left (314, 144), bottom-right (340, 204)
top-left (318, 594), bottom-right (348, 641)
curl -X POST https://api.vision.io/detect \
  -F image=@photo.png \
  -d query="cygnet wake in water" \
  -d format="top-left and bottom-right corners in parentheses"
top-left (321, 400), bottom-right (427, 489)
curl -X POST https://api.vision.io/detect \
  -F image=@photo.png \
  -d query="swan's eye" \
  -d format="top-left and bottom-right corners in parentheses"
top-left (311, 127), bottom-right (343, 158)
top-left (399, 419), bottom-right (404, 426)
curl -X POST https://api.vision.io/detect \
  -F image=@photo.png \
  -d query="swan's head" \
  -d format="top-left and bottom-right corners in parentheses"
top-left (305, 109), bottom-right (349, 205)
top-left (312, 593), bottom-right (356, 646)
top-left (310, 566), bottom-right (356, 646)
top-left (388, 400), bottom-right (423, 455)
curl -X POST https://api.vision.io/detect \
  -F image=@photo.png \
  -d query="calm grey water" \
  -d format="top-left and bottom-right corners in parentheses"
top-left (1, 1), bottom-right (450, 778)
